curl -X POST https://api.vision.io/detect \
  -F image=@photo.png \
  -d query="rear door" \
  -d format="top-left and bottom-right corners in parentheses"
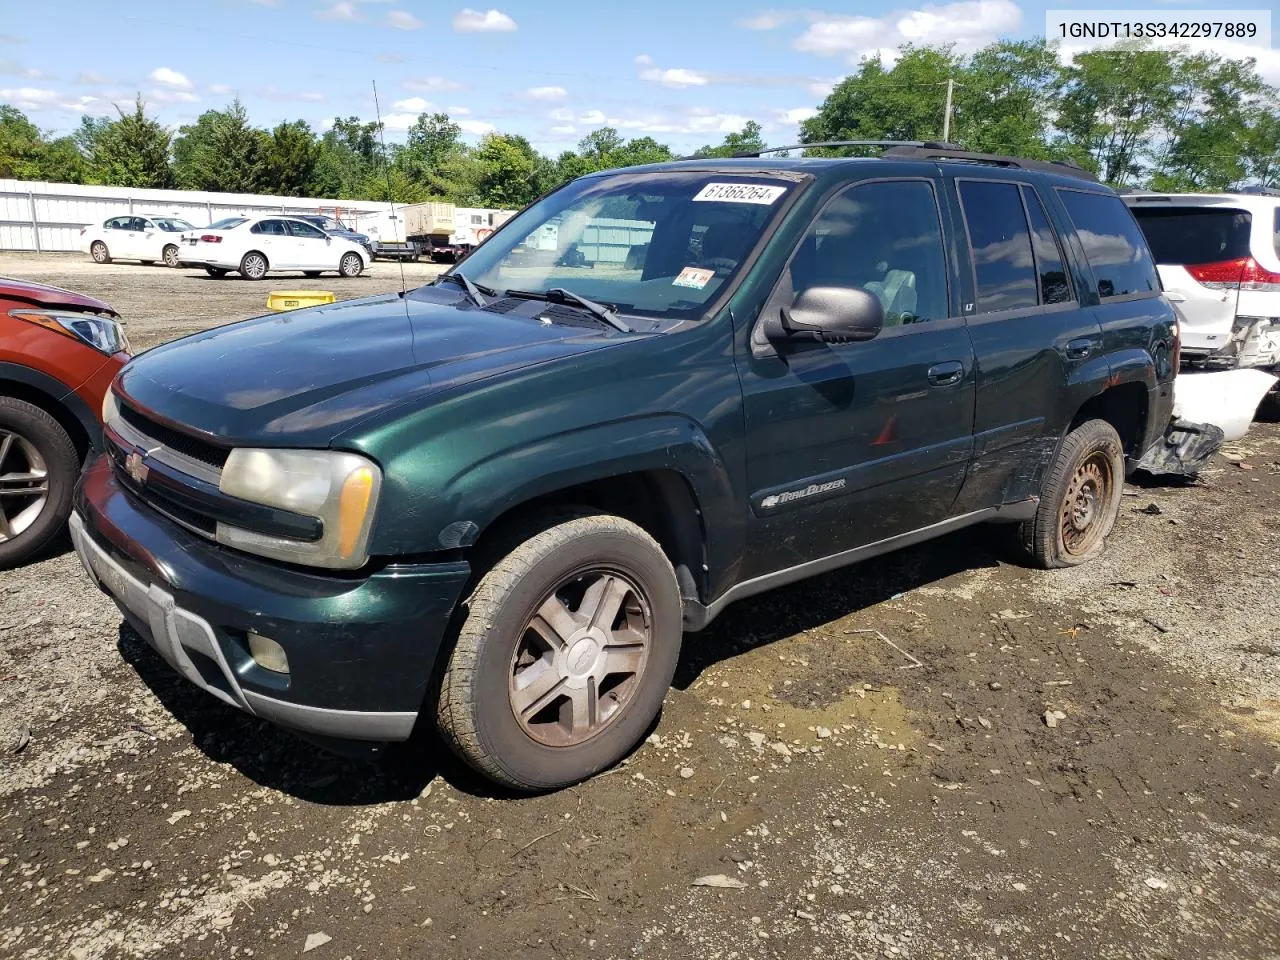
top-left (947, 176), bottom-right (1105, 513)
top-left (1127, 201), bottom-right (1250, 355)
top-left (249, 219), bottom-right (293, 269)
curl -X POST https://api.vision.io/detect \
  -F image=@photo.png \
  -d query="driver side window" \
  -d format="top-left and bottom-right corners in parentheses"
top-left (790, 180), bottom-right (949, 327)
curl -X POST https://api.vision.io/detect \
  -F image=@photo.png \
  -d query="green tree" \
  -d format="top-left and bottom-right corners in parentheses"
top-left (473, 132), bottom-right (541, 208)
top-left (0, 105), bottom-right (44, 178)
top-left (695, 120), bottom-right (767, 158)
top-left (956, 39), bottom-right (1063, 158)
top-left (261, 120), bottom-right (320, 196)
top-left (312, 116), bottom-right (384, 198)
top-left (172, 99), bottom-right (267, 192)
top-left (89, 97), bottom-right (174, 188)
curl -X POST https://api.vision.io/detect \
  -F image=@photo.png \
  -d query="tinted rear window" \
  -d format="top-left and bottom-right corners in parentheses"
top-left (958, 180), bottom-right (1038, 313)
top-left (1057, 190), bottom-right (1159, 299)
top-left (1130, 206), bottom-right (1252, 265)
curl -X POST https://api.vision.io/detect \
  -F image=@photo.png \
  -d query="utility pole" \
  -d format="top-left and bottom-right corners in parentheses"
top-left (942, 78), bottom-right (955, 143)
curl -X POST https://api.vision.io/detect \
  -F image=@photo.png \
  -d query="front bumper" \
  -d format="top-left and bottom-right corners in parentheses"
top-left (73, 455), bottom-right (471, 743)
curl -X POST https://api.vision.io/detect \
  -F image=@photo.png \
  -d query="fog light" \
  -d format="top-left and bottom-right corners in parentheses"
top-left (248, 632), bottom-right (290, 674)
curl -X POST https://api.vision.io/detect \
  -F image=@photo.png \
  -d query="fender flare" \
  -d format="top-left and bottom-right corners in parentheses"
top-left (0, 362), bottom-right (102, 453)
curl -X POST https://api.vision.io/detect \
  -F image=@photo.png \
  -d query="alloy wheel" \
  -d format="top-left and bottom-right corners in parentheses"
top-left (0, 430), bottom-right (49, 542)
top-left (509, 568), bottom-right (652, 748)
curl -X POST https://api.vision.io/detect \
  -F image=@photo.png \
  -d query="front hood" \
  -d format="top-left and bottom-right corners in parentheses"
top-left (115, 290), bottom-right (631, 446)
top-left (0, 276), bottom-right (116, 315)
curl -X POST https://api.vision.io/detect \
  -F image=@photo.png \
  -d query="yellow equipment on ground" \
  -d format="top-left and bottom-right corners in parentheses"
top-left (267, 290), bottom-right (336, 312)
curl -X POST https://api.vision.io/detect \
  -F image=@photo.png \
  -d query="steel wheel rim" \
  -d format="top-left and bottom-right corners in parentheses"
top-left (1060, 451), bottom-right (1112, 556)
top-left (509, 568), bottom-right (652, 748)
top-left (0, 430), bottom-right (50, 542)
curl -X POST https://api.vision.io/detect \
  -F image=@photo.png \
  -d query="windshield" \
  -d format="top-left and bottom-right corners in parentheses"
top-left (457, 170), bottom-right (797, 320)
top-left (153, 218), bottom-right (194, 232)
top-left (208, 217), bottom-right (248, 230)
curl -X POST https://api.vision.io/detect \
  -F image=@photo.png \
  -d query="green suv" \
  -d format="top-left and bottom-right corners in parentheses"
top-left (73, 143), bottom-right (1177, 791)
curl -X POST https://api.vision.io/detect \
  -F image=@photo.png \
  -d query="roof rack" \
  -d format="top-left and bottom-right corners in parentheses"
top-left (882, 145), bottom-right (1098, 181)
top-left (679, 139), bottom-right (960, 161)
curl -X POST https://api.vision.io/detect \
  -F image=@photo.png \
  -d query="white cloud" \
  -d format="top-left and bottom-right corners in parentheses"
top-left (75, 70), bottom-right (114, 85)
top-left (778, 106), bottom-right (818, 125)
top-left (381, 112), bottom-right (420, 131)
top-left (392, 96), bottom-right (432, 112)
top-left (149, 66), bottom-right (192, 88)
top-left (458, 118), bottom-right (497, 135)
top-left (634, 53), bottom-right (653, 65)
top-left (520, 85), bottom-right (567, 101)
top-left (446, 104), bottom-right (471, 115)
top-left (316, 1), bottom-right (358, 20)
top-left (563, 106), bottom-right (764, 138)
top-left (452, 8), bottom-right (517, 32)
top-left (795, 0), bottom-right (1021, 62)
top-left (739, 10), bottom-right (794, 30)
top-left (147, 87), bottom-right (200, 104)
top-left (387, 10), bottom-right (423, 29)
top-left (578, 109), bottom-right (606, 125)
top-left (548, 107), bottom-right (574, 122)
top-left (210, 83), bottom-right (233, 95)
top-left (550, 124), bottom-right (576, 135)
top-left (0, 59), bottom-right (42, 79)
top-left (808, 77), bottom-right (838, 98)
top-left (404, 75), bottom-right (464, 92)
top-left (0, 86), bottom-right (110, 114)
top-left (640, 67), bottom-right (709, 88)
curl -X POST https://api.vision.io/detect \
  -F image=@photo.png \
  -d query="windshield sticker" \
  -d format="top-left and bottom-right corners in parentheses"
top-left (673, 267), bottom-right (715, 289)
top-left (693, 182), bottom-right (787, 205)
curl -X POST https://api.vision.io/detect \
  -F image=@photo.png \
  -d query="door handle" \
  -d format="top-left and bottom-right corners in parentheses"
top-left (927, 360), bottom-right (965, 387)
top-left (1066, 338), bottom-right (1093, 360)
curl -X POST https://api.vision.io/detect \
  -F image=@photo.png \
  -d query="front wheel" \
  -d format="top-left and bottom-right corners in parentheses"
top-left (1020, 419), bottom-right (1125, 568)
top-left (162, 244), bottom-right (180, 268)
top-left (437, 513), bottom-right (682, 792)
top-left (0, 397), bottom-right (79, 569)
top-left (239, 251), bottom-right (268, 280)
top-left (338, 252), bottom-right (364, 278)
top-left (90, 241), bottom-right (110, 264)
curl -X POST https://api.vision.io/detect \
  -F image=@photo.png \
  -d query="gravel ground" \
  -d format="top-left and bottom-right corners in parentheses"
top-left (1, 252), bottom-right (1278, 960)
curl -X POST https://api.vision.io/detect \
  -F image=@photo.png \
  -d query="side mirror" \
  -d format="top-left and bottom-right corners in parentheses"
top-left (773, 286), bottom-right (885, 343)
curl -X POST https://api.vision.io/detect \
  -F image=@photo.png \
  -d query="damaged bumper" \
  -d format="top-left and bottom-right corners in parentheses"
top-left (1135, 419), bottom-right (1224, 477)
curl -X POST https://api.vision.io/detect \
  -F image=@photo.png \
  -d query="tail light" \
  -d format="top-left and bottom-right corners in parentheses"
top-left (1185, 257), bottom-right (1249, 289)
top-left (1240, 257), bottom-right (1280, 292)
top-left (200, 234), bottom-right (223, 243)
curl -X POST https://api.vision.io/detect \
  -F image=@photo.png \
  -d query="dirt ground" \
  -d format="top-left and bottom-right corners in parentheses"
top-left (1, 252), bottom-right (1278, 960)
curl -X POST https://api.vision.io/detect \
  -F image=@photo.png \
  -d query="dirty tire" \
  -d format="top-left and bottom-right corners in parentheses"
top-left (162, 244), bottom-right (180, 268)
top-left (0, 397), bottom-right (79, 570)
top-left (1021, 419), bottom-right (1125, 569)
top-left (338, 252), bottom-right (363, 278)
top-left (437, 513), bottom-right (682, 792)
top-left (90, 241), bottom-right (110, 264)
top-left (239, 251), bottom-right (268, 280)
top-left (205, 266), bottom-right (228, 278)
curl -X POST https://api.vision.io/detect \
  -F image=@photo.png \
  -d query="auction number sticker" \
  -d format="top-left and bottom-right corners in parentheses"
top-left (693, 182), bottom-right (787, 205)
top-left (673, 267), bottom-right (715, 289)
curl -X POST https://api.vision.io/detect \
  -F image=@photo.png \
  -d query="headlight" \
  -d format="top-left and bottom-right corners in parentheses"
top-left (9, 309), bottom-right (131, 356)
top-left (102, 388), bottom-right (120, 427)
top-left (216, 448), bottom-right (382, 569)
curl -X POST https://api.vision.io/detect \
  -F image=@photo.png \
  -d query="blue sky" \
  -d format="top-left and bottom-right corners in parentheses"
top-left (1, 0), bottom-right (1276, 155)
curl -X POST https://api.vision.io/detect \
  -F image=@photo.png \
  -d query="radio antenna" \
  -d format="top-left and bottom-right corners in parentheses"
top-left (371, 79), bottom-right (408, 299)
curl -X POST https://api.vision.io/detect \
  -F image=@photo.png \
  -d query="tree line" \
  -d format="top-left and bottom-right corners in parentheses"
top-left (1, 39), bottom-right (1277, 208)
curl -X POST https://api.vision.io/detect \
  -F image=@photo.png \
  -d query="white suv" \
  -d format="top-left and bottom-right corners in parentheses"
top-left (1125, 189), bottom-right (1280, 369)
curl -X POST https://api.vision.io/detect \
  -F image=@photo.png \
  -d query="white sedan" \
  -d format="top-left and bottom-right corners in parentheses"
top-left (180, 215), bottom-right (368, 280)
top-left (81, 214), bottom-right (197, 267)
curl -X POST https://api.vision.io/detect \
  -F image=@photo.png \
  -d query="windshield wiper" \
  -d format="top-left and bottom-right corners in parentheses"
top-left (508, 287), bottom-right (632, 333)
top-left (435, 271), bottom-right (492, 307)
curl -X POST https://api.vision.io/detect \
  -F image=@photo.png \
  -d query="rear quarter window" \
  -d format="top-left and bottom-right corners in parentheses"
top-left (1130, 206), bottom-right (1252, 265)
top-left (1057, 190), bottom-right (1160, 299)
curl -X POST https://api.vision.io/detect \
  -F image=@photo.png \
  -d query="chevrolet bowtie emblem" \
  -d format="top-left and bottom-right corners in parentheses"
top-left (125, 450), bottom-right (149, 485)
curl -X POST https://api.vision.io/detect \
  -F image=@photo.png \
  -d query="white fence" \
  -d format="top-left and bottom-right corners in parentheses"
top-left (0, 179), bottom-right (394, 253)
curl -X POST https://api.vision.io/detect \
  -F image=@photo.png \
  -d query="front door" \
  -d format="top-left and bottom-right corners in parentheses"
top-left (737, 177), bottom-right (976, 579)
top-left (287, 219), bottom-right (333, 271)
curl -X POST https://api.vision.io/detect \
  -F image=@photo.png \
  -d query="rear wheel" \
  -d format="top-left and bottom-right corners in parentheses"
top-left (338, 252), bottom-right (363, 278)
top-left (0, 398), bottom-right (79, 570)
top-left (1020, 419), bottom-right (1125, 568)
top-left (162, 244), bottom-right (180, 268)
top-left (90, 241), bottom-right (110, 264)
top-left (205, 266), bottom-right (228, 278)
top-left (437, 513), bottom-right (682, 792)
top-left (239, 251), bottom-right (268, 280)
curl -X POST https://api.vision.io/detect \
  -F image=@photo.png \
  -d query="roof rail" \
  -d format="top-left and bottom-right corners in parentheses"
top-left (881, 145), bottom-right (1099, 182)
top-left (679, 139), bottom-right (961, 161)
